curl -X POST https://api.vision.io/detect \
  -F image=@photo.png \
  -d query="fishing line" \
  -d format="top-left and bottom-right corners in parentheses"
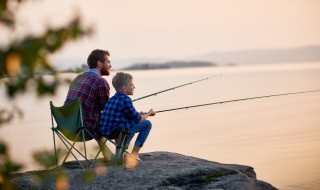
top-left (132, 74), bottom-right (222, 102)
top-left (155, 90), bottom-right (320, 113)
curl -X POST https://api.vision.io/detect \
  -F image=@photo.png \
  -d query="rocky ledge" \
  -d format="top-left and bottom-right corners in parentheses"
top-left (11, 151), bottom-right (277, 190)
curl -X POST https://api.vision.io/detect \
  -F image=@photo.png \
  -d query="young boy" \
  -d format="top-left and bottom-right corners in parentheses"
top-left (99, 72), bottom-right (156, 162)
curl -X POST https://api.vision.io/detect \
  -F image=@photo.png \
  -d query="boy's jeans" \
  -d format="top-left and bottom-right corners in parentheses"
top-left (126, 120), bottom-right (152, 147)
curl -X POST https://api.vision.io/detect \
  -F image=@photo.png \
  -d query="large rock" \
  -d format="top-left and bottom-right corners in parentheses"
top-left (11, 151), bottom-right (278, 190)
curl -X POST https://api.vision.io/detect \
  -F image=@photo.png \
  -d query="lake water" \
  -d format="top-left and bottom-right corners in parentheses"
top-left (1, 62), bottom-right (320, 190)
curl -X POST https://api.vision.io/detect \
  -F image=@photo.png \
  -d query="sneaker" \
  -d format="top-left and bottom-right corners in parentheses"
top-left (136, 155), bottom-right (141, 162)
top-left (124, 154), bottom-right (138, 170)
top-left (123, 153), bottom-right (141, 162)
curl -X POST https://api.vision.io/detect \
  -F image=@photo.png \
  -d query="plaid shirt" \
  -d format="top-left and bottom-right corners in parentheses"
top-left (100, 91), bottom-right (141, 137)
top-left (65, 69), bottom-right (110, 138)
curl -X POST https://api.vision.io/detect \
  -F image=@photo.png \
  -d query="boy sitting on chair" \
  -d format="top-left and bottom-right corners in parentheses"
top-left (99, 72), bottom-right (156, 165)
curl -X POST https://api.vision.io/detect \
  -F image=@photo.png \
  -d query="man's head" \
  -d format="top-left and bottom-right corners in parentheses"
top-left (112, 72), bottom-right (135, 95)
top-left (87, 49), bottom-right (111, 76)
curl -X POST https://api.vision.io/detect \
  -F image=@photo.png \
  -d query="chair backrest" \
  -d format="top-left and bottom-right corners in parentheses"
top-left (50, 98), bottom-right (93, 141)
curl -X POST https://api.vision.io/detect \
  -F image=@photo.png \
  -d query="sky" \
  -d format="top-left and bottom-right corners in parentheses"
top-left (3, 0), bottom-right (320, 69)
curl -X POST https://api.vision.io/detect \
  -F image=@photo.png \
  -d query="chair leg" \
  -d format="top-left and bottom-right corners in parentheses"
top-left (89, 140), bottom-right (114, 168)
top-left (115, 132), bottom-right (123, 160)
top-left (52, 129), bottom-right (58, 167)
top-left (97, 139), bottom-right (113, 160)
top-left (56, 132), bottom-right (86, 169)
top-left (113, 132), bottom-right (128, 165)
top-left (81, 128), bottom-right (114, 168)
top-left (58, 132), bottom-right (92, 163)
top-left (82, 130), bottom-right (87, 159)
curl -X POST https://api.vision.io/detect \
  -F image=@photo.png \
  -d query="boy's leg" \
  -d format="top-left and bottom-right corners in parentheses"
top-left (131, 146), bottom-right (141, 157)
top-left (126, 120), bottom-right (152, 150)
top-left (125, 121), bottom-right (151, 168)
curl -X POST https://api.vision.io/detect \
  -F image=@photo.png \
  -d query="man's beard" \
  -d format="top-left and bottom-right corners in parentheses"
top-left (101, 67), bottom-right (110, 76)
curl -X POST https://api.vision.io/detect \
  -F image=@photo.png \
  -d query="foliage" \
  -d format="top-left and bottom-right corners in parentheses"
top-left (0, 0), bottom-right (24, 27)
top-left (33, 149), bottom-right (65, 170)
top-left (0, 142), bottom-right (22, 190)
top-left (0, 0), bottom-right (93, 125)
top-left (32, 149), bottom-right (70, 189)
top-left (0, 0), bottom-right (93, 189)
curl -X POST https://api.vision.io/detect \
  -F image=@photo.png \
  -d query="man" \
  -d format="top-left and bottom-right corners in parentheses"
top-left (65, 49), bottom-right (112, 159)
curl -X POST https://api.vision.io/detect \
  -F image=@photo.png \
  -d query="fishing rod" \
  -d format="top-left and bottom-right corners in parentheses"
top-left (132, 74), bottom-right (222, 102)
top-left (155, 89), bottom-right (320, 113)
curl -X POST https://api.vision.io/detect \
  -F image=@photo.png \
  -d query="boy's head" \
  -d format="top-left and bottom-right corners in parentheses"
top-left (112, 72), bottom-right (135, 95)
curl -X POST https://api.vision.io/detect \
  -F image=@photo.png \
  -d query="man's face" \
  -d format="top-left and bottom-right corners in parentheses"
top-left (101, 56), bottom-right (111, 76)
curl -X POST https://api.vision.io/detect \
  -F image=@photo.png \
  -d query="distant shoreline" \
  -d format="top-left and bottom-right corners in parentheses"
top-left (121, 61), bottom-right (217, 70)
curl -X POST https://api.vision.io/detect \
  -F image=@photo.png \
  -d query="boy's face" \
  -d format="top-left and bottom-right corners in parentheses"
top-left (123, 79), bottom-right (135, 95)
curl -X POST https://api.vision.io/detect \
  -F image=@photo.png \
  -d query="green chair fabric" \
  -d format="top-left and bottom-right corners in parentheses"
top-left (50, 98), bottom-right (92, 142)
top-left (50, 98), bottom-right (112, 169)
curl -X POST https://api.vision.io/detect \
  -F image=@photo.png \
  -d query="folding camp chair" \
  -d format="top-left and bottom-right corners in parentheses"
top-left (106, 126), bottom-right (129, 165)
top-left (50, 98), bottom-right (110, 168)
top-left (50, 98), bottom-right (129, 168)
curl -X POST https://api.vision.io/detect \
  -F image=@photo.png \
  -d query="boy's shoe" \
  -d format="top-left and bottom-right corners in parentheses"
top-left (136, 155), bottom-right (141, 162)
top-left (123, 153), bottom-right (141, 162)
top-left (124, 153), bottom-right (140, 170)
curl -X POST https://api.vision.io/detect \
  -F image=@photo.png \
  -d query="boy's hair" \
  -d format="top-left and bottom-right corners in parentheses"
top-left (87, 49), bottom-right (110, 68)
top-left (112, 72), bottom-right (133, 91)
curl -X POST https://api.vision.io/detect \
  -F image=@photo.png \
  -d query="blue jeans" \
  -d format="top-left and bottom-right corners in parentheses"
top-left (126, 120), bottom-right (152, 147)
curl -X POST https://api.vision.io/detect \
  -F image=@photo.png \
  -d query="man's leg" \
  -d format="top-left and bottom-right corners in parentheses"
top-left (99, 137), bottom-right (113, 161)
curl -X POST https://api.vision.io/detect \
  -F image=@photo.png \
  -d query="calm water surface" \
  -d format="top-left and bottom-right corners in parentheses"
top-left (1, 63), bottom-right (320, 190)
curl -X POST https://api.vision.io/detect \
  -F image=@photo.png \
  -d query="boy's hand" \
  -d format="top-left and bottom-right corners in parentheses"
top-left (148, 109), bottom-right (156, 116)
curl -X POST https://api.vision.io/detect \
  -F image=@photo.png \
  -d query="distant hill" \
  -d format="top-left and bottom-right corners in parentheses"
top-left (52, 45), bottom-right (320, 71)
top-left (122, 61), bottom-right (215, 70)
top-left (191, 45), bottom-right (320, 65)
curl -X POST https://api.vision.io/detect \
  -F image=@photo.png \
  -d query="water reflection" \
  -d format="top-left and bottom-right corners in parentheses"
top-left (1, 63), bottom-right (320, 190)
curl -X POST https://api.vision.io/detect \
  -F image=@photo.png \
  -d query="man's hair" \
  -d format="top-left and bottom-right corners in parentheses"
top-left (87, 49), bottom-right (110, 69)
top-left (112, 72), bottom-right (133, 91)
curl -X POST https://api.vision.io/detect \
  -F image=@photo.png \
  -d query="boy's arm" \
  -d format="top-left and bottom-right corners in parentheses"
top-left (139, 109), bottom-right (156, 123)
